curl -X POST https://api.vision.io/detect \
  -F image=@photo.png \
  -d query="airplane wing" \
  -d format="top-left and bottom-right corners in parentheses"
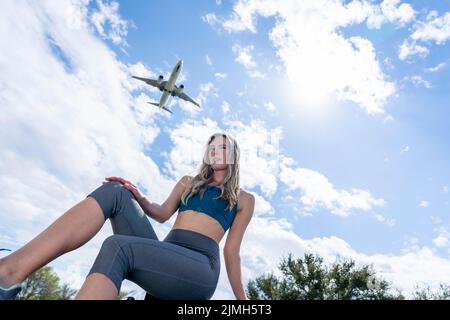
top-left (132, 76), bottom-right (165, 91)
top-left (175, 89), bottom-right (201, 108)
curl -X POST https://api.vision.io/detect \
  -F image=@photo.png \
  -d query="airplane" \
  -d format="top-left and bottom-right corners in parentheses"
top-left (132, 60), bottom-right (200, 114)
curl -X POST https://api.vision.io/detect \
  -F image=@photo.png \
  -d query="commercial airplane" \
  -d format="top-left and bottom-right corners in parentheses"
top-left (132, 60), bottom-right (200, 114)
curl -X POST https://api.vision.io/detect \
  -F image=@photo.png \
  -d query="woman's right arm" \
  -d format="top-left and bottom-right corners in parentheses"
top-left (137, 175), bottom-right (191, 224)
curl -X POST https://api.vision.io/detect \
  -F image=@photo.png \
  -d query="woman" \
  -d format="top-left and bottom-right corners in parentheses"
top-left (0, 132), bottom-right (255, 300)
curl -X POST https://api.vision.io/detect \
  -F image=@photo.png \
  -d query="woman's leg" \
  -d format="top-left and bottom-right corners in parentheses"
top-left (75, 234), bottom-right (218, 300)
top-left (75, 273), bottom-right (118, 300)
top-left (0, 180), bottom-right (149, 289)
top-left (76, 181), bottom-right (161, 299)
top-left (0, 196), bottom-right (104, 288)
top-left (104, 182), bottom-right (159, 240)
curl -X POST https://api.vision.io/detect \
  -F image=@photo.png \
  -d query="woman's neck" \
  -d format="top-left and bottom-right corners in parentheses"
top-left (210, 168), bottom-right (227, 185)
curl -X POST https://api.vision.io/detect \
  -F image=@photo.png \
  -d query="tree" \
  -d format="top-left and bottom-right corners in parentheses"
top-left (16, 266), bottom-right (76, 300)
top-left (412, 283), bottom-right (450, 300)
top-left (246, 253), bottom-right (404, 300)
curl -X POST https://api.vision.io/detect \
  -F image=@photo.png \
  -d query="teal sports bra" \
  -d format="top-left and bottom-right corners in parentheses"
top-left (177, 184), bottom-right (238, 232)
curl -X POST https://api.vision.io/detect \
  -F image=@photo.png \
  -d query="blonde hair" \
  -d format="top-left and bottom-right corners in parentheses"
top-left (181, 132), bottom-right (240, 211)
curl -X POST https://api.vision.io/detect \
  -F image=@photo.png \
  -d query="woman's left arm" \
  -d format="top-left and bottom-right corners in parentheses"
top-left (224, 252), bottom-right (247, 300)
top-left (223, 192), bottom-right (255, 300)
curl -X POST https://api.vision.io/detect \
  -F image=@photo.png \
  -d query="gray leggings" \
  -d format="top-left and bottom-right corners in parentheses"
top-left (85, 181), bottom-right (220, 300)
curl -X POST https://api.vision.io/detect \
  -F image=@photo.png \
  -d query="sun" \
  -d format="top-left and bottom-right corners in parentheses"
top-left (277, 74), bottom-right (337, 122)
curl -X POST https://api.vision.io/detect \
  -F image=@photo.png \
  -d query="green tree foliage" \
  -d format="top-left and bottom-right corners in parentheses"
top-left (412, 283), bottom-right (450, 300)
top-left (246, 253), bottom-right (404, 300)
top-left (16, 266), bottom-right (76, 300)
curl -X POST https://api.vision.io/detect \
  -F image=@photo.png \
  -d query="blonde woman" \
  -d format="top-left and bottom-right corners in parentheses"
top-left (0, 133), bottom-right (255, 300)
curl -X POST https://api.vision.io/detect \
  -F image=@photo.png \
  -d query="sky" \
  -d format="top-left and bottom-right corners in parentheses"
top-left (0, 0), bottom-right (450, 299)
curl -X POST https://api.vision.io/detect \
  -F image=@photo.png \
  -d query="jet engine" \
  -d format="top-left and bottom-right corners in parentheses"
top-left (157, 75), bottom-right (164, 84)
top-left (171, 84), bottom-right (184, 97)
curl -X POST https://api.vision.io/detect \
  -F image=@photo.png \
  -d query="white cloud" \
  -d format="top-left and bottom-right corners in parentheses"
top-left (432, 227), bottom-right (450, 248)
top-left (197, 82), bottom-right (216, 106)
top-left (220, 0), bottom-right (415, 33)
top-left (442, 186), bottom-right (449, 195)
top-left (232, 44), bottom-right (257, 69)
top-left (383, 57), bottom-right (395, 70)
top-left (264, 101), bottom-right (276, 111)
top-left (124, 62), bottom-right (156, 92)
top-left (411, 11), bottom-right (450, 44)
top-left (430, 216), bottom-right (443, 224)
top-left (374, 213), bottom-right (396, 227)
top-left (177, 82), bottom-right (216, 114)
top-left (419, 201), bottom-right (429, 208)
top-left (206, 54), bottom-right (213, 66)
top-left (231, 44), bottom-right (267, 79)
top-left (208, 0), bottom-right (403, 115)
top-left (366, 0), bottom-right (416, 29)
top-left (165, 118), bottom-right (283, 197)
top-left (398, 40), bottom-right (429, 61)
top-left (433, 236), bottom-right (449, 248)
top-left (426, 62), bottom-right (447, 72)
top-left (221, 101), bottom-right (230, 114)
top-left (201, 13), bottom-right (221, 29)
top-left (252, 193), bottom-right (275, 217)
top-left (399, 11), bottom-right (450, 61)
top-left (247, 70), bottom-right (268, 79)
top-left (224, 119), bottom-right (284, 197)
top-left (279, 165), bottom-right (386, 217)
top-left (400, 145), bottom-right (410, 154)
top-left (404, 76), bottom-right (432, 89)
top-left (215, 72), bottom-right (228, 79)
top-left (89, 0), bottom-right (132, 46)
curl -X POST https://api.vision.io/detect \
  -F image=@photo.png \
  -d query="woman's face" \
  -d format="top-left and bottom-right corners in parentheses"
top-left (207, 135), bottom-right (233, 169)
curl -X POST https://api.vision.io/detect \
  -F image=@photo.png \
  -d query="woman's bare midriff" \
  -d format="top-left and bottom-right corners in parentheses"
top-left (171, 209), bottom-right (225, 245)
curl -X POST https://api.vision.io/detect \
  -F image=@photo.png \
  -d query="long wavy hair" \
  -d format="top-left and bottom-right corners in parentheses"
top-left (180, 132), bottom-right (240, 211)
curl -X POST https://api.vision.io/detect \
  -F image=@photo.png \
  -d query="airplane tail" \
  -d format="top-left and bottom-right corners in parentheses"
top-left (147, 102), bottom-right (173, 114)
top-left (161, 106), bottom-right (173, 114)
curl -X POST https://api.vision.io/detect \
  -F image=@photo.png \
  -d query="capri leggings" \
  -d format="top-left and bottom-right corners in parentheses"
top-left (85, 181), bottom-right (220, 300)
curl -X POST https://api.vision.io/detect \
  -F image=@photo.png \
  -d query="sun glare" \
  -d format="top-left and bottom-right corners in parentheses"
top-left (278, 75), bottom-right (337, 122)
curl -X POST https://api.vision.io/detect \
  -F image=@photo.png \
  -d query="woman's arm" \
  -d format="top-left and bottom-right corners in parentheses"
top-left (105, 176), bottom-right (173, 224)
top-left (136, 196), bottom-right (168, 223)
top-left (107, 176), bottom-right (192, 223)
top-left (224, 252), bottom-right (248, 300)
top-left (223, 192), bottom-right (255, 300)
top-left (136, 175), bottom-right (192, 224)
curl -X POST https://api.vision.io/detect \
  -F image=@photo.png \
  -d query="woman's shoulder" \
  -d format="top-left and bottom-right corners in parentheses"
top-left (236, 188), bottom-right (254, 211)
top-left (180, 175), bottom-right (194, 187)
top-left (238, 184), bottom-right (253, 194)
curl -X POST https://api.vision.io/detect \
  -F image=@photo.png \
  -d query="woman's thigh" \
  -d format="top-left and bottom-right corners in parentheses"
top-left (116, 235), bottom-right (218, 300)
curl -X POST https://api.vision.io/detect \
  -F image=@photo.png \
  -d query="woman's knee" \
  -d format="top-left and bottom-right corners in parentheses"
top-left (103, 181), bottom-right (135, 202)
top-left (98, 235), bottom-right (133, 268)
top-left (87, 181), bottom-right (134, 220)
top-left (89, 235), bottom-right (132, 292)
top-left (101, 234), bottom-right (128, 251)
top-left (101, 181), bottom-right (125, 194)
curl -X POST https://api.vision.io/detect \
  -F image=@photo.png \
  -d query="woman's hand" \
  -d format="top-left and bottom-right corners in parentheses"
top-left (103, 176), bottom-right (145, 201)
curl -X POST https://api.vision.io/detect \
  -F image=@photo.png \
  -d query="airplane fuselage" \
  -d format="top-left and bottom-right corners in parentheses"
top-left (160, 60), bottom-right (182, 107)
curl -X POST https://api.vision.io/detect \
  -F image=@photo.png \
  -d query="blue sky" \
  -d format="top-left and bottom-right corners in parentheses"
top-left (1, 0), bottom-right (450, 299)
